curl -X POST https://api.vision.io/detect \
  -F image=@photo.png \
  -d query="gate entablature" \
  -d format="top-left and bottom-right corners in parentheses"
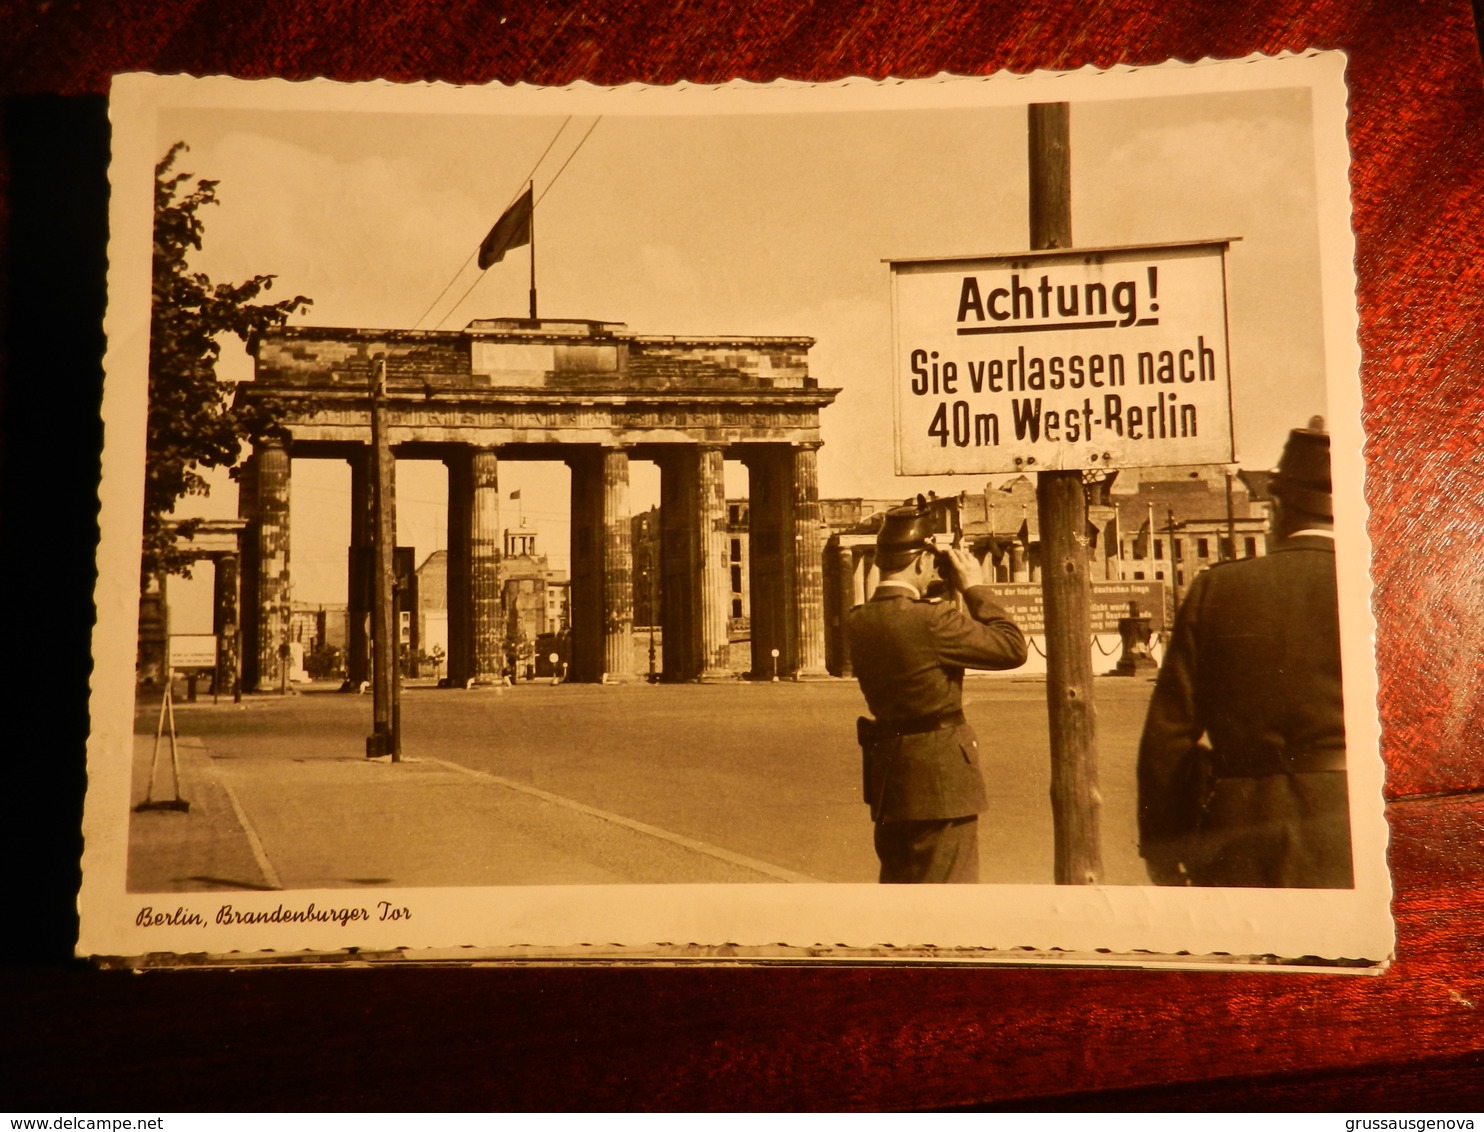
top-left (243, 320), bottom-right (834, 449)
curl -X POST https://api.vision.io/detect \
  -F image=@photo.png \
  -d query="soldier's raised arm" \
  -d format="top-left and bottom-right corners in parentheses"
top-left (932, 549), bottom-right (1027, 670)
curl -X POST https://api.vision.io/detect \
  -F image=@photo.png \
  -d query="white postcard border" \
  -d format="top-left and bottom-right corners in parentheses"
top-left (82, 52), bottom-right (1392, 965)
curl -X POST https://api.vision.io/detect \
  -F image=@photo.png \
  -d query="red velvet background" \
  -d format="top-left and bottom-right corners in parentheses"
top-left (2, 0), bottom-right (1482, 1110)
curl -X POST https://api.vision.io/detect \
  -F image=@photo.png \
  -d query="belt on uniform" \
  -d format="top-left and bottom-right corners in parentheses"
top-left (875, 710), bottom-right (966, 737)
top-left (1210, 745), bottom-right (1346, 778)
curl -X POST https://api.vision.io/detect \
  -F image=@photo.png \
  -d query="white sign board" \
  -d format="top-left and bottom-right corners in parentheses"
top-left (891, 242), bottom-right (1236, 475)
top-left (168, 634), bottom-right (218, 670)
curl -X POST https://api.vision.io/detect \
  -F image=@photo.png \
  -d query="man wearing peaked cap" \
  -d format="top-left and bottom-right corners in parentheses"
top-left (1137, 420), bottom-right (1354, 888)
top-left (847, 500), bottom-right (1028, 883)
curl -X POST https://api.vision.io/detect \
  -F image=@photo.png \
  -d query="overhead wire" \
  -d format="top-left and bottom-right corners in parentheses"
top-left (410, 115), bottom-right (575, 332)
top-left (433, 115), bottom-right (603, 331)
top-left (534, 115), bottom-right (602, 209)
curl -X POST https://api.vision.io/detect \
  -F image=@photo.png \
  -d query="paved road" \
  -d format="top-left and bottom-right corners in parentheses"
top-left (128, 675), bottom-right (1159, 892)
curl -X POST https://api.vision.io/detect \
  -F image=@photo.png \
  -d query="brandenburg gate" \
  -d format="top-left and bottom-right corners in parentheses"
top-left (234, 318), bottom-right (838, 692)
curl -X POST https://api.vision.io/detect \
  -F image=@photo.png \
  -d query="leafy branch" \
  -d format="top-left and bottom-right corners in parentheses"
top-left (144, 141), bottom-right (311, 580)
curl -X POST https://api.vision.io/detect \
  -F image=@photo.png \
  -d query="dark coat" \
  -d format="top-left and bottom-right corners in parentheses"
top-left (1137, 534), bottom-right (1353, 887)
top-left (848, 584), bottom-right (1027, 823)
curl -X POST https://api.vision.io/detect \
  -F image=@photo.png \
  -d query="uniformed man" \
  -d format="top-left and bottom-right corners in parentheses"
top-left (847, 503), bottom-right (1028, 883)
top-left (1137, 423), bottom-right (1353, 888)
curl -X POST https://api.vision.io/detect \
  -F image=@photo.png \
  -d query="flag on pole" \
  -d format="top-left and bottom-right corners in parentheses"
top-left (509, 489), bottom-right (521, 500)
top-left (478, 186), bottom-right (533, 269)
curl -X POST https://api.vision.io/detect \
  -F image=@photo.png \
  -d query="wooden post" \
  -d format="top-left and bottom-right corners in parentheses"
top-left (391, 556), bottom-right (403, 755)
top-left (368, 354), bottom-right (401, 760)
top-left (1030, 102), bottom-right (1103, 885)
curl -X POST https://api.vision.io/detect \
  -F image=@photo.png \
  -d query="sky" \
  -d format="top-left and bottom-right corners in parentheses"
top-left (152, 79), bottom-right (1336, 622)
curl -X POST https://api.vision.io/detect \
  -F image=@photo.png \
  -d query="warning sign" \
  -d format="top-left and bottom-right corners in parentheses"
top-left (890, 241), bottom-right (1237, 475)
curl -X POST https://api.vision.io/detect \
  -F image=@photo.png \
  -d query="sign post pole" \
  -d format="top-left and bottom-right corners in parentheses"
top-left (368, 354), bottom-right (402, 760)
top-left (1029, 103), bottom-right (1103, 885)
top-left (888, 113), bottom-right (1237, 885)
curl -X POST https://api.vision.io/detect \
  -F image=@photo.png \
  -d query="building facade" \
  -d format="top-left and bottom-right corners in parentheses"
top-left (1107, 466), bottom-right (1270, 599)
top-left (820, 466), bottom-right (1275, 676)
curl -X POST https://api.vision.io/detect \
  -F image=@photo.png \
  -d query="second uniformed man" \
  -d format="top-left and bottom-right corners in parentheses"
top-left (847, 503), bottom-right (1028, 883)
top-left (1136, 423), bottom-right (1352, 887)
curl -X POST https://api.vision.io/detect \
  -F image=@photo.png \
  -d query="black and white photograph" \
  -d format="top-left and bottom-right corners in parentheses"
top-left (82, 53), bottom-right (1392, 964)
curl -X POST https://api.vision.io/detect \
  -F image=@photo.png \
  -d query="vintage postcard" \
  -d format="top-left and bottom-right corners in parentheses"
top-left (82, 52), bottom-right (1393, 966)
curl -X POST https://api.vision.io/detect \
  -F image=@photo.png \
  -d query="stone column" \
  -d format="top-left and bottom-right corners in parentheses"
top-left (212, 552), bottom-right (241, 701)
top-left (568, 450), bottom-right (604, 683)
top-left (743, 447), bottom-right (795, 679)
top-left (697, 447), bottom-right (731, 679)
top-left (346, 445), bottom-right (373, 688)
top-left (236, 455), bottom-right (259, 691)
top-left (656, 446), bottom-right (729, 682)
top-left (791, 443), bottom-right (827, 677)
top-left (659, 451), bottom-right (699, 680)
top-left (470, 447), bottom-right (504, 684)
top-left (444, 448), bottom-right (473, 686)
top-left (602, 448), bottom-right (634, 680)
top-left (246, 437), bottom-right (291, 693)
top-left (833, 543), bottom-right (857, 677)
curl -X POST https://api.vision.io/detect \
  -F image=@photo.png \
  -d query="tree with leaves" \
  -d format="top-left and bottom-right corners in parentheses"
top-left (144, 141), bottom-right (311, 580)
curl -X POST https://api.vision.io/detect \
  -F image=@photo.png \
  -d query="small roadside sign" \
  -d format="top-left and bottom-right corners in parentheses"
top-left (890, 241), bottom-right (1237, 475)
top-left (168, 634), bottom-right (218, 670)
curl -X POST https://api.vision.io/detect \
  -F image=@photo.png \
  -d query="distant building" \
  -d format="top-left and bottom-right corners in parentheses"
top-left (502, 528), bottom-right (570, 677)
top-left (415, 528), bottom-right (570, 681)
top-left (819, 465), bottom-right (1275, 675)
top-left (289, 604), bottom-right (350, 653)
top-left (726, 500), bottom-right (750, 632)
top-left (1107, 466), bottom-right (1269, 596)
top-left (416, 549), bottom-right (452, 670)
top-left (631, 509), bottom-right (663, 630)
top-left (288, 603), bottom-right (350, 679)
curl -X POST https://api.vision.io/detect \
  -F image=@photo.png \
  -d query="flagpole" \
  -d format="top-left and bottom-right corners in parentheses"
top-left (528, 180), bottom-right (538, 321)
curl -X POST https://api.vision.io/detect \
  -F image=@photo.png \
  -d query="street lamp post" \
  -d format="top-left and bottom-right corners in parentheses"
top-left (1167, 506), bottom-right (1182, 613)
top-left (647, 544), bottom-right (658, 683)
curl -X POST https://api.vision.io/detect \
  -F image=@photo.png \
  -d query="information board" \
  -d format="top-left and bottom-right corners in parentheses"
top-left (891, 242), bottom-right (1236, 475)
top-left (982, 580), bottom-right (1169, 635)
top-left (168, 634), bottom-right (218, 670)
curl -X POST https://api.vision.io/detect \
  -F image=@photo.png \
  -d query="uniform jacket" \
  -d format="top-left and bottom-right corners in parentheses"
top-left (1137, 534), bottom-right (1352, 886)
top-left (848, 584), bottom-right (1027, 823)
